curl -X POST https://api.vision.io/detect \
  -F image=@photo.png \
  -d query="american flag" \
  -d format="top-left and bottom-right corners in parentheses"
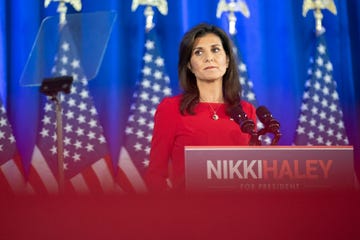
top-left (231, 35), bottom-right (271, 145)
top-left (0, 101), bottom-right (31, 194)
top-left (294, 34), bottom-right (349, 146)
top-left (28, 26), bottom-right (116, 194)
top-left (117, 29), bottom-right (172, 193)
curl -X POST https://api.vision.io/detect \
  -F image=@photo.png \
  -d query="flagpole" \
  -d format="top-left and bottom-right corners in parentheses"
top-left (302, 0), bottom-right (337, 36)
top-left (131, 0), bottom-right (168, 32)
top-left (216, 0), bottom-right (250, 35)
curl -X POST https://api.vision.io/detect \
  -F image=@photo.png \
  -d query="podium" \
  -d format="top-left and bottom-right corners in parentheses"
top-left (185, 146), bottom-right (355, 192)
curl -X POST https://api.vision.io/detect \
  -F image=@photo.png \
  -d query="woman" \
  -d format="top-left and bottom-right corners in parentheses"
top-left (145, 23), bottom-right (256, 192)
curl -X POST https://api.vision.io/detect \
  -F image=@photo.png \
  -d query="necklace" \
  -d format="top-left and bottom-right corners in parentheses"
top-left (199, 97), bottom-right (222, 120)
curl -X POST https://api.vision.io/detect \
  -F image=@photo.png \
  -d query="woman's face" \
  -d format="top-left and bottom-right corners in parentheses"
top-left (188, 33), bottom-right (229, 83)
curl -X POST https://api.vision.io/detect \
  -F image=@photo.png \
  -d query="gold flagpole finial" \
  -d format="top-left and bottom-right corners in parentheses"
top-left (302, 0), bottom-right (337, 36)
top-left (44, 0), bottom-right (82, 26)
top-left (131, 0), bottom-right (168, 32)
top-left (216, 0), bottom-right (250, 35)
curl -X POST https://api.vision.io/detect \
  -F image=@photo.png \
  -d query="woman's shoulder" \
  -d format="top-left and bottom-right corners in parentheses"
top-left (240, 100), bottom-right (256, 111)
top-left (157, 94), bottom-right (182, 112)
top-left (160, 94), bottom-right (182, 105)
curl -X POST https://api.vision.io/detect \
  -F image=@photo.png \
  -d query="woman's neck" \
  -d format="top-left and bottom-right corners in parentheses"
top-left (197, 80), bottom-right (224, 103)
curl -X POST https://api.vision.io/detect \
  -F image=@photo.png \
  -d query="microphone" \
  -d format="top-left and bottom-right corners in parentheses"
top-left (230, 105), bottom-right (260, 146)
top-left (256, 106), bottom-right (281, 145)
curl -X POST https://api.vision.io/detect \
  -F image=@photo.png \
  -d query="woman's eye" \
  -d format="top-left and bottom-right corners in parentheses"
top-left (212, 47), bottom-right (220, 53)
top-left (194, 50), bottom-right (202, 56)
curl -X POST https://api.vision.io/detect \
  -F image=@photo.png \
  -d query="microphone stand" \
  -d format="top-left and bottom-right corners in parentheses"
top-left (257, 128), bottom-right (281, 146)
top-left (249, 131), bottom-right (261, 146)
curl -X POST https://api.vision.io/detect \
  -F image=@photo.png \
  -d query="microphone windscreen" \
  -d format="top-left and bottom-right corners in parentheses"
top-left (256, 106), bottom-right (272, 125)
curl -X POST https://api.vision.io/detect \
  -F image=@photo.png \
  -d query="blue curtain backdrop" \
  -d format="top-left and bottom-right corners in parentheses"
top-left (1, 0), bottom-right (359, 177)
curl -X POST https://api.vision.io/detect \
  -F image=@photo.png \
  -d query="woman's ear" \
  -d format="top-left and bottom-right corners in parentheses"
top-left (187, 62), bottom-right (192, 71)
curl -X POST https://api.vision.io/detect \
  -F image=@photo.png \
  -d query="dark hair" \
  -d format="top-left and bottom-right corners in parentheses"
top-left (178, 23), bottom-right (242, 115)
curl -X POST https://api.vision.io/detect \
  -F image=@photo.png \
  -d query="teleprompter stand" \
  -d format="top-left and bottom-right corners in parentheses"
top-left (20, 11), bottom-right (117, 193)
top-left (40, 76), bottom-right (73, 193)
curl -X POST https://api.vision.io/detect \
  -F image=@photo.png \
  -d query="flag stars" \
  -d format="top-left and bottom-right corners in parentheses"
top-left (9, 135), bottom-right (15, 144)
top-left (151, 96), bottom-right (160, 104)
top-left (87, 131), bottom-right (96, 140)
top-left (317, 44), bottom-right (326, 54)
top-left (61, 55), bottom-right (69, 64)
top-left (76, 127), bottom-right (85, 136)
top-left (325, 62), bottom-right (333, 72)
top-left (85, 143), bottom-right (94, 152)
top-left (137, 117), bottom-right (146, 126)
top-left (64, 137), bottom-right (71, 145)
top-left (329, 103), bottom-right (337, 112)
top-left (145, 40), bottom-right (155, 50)
top-left (74, 140), bottom-right (82, 149)
top-left (311, 106), bottom-right (318, 115)
top-left (77, 115), bottom-right (86, 124)
top-left (141, 79), bottom-right (151, 88)
top-left (62, 42), bottom-right (70, 51)
top-left (143, 53), bottom-right (153, 63)
top-left (299, 115), bottom-right (307, 123)
top-left (316, 56), bottom-right (324, 66)
top-left (50, 145), bottom-right (57, 155)
top-left (307, 131), bottom-right (315, 139)
top-left (316, 136), bottom-right (324, 144)
top-left (322, 86), bottom-right (330, 95)
top-left (42, 116), bottom-right (51, 125)
top-left (125, 127), bottom-right (133, 135)
top-left (327, 129), bottom-right (334, 137)
top-left (314, 69), bottom-right (322, 79)
top-left (88, 119), bottom-right (97, 128)
top-left (319, 111), bottom-right (327, 119)
top-left (65, 110), bottom-right (75, 120)
top-left (80, 90), bottom-right (89, 99)
top-left (296, 126), bottom-right (305, 134)
top-left (98, 135), bottom-right (106, 144)
top-left (71, 59), bottom-right (80, 69)
top-left (163, 87), bottom-right (172, 96)
top-left (139, 104), bottom-right (147, 113)
top-left (140, 92), bottom-right (149, 101)
top-left (0, 117), bottom-right (7, 127)
top-left (60, 68), bottom-right (68, 76)
top-left (152, 83), bottom-right (161, 92)
top-left (64, 124), bottom-right (73, 133)
top-left (153, 70), bottom-right (163, 80)
top-left (239, 62), bottom-right (247, 72)
top-left (44, 103), bottom-right (53, 112)
top-left (142, 66), bottom-right (152, 76)
top-left (90, 107), bottom-right (98, 116)
top-left (154, 57), bottom-right (164, 67)
top-left (331, 92), bottom-right (339, 100)
top-left (321, 99), bottom-right (328, 108)
top-left (73, 153), bottom-right (81, 162)
top-left (317, 123), bottom-right (325, 132)
top-left (40, 128), bottom-right (50, 138)
top-left (313, 94), bottom-right (320, 103)
top-left (309, 118), bottom-right (316, 127)
top-left (78, 102), bottom-right (87, 111)
top-left (134, 142), bottom-right (142, 151)
top-left (324, 74), bottom-right (331, 84)
top-left (136, 129), bottom-right (144, 138)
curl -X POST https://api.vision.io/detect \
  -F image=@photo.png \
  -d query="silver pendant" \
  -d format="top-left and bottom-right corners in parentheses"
top-left (212, 114), bottom-right (219, 120)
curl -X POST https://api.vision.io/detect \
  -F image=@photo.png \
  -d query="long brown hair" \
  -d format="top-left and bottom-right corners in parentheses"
top-left (178, 23), bottom-right (242, 115)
